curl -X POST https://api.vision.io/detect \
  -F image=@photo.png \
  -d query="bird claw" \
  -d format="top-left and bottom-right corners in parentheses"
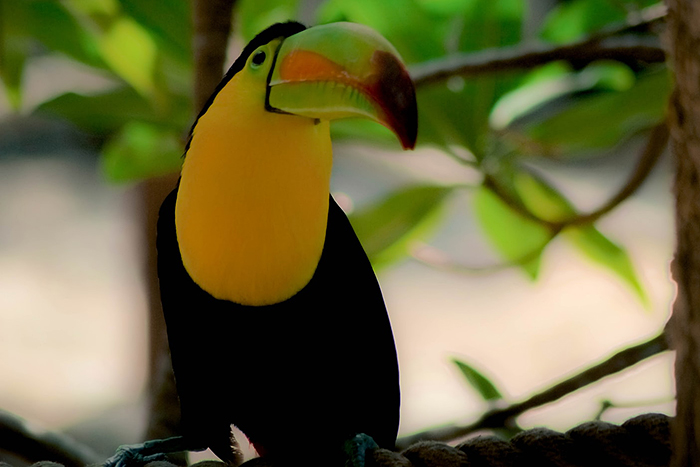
top-left (343, 433), bottom-right (378, 467)
top-left (103, 442), bottom-right (167, 467)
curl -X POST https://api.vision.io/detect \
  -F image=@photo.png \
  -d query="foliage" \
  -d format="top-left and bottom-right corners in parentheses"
top-left (1, 0), bottom-right (672, 441)
top-left (4, 0), bottom-right (668, 310)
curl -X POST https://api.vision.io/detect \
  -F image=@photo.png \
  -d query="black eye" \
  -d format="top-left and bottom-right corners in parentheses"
top-left (251, 50), bottom-right (266, 67)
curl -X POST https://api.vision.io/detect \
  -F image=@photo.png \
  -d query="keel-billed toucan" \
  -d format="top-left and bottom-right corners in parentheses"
top-left (107, 21), bottom-right (417, 467)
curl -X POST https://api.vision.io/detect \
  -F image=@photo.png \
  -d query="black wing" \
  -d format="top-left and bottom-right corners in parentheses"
top-left (156, 187), bottom-right (400, 459)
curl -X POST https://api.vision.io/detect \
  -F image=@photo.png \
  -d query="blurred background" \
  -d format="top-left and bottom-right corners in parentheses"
top-left (0, 0), bottom-right (674, 462)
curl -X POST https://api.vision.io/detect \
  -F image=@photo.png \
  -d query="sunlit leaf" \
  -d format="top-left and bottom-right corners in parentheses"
top-left (513, 170), bottom-right (574, 223)
top-left (540, 0), bottom-right (626, 43)
top-left (118, 0), bottom-right (191, 63)
top-left (473, 184), bottom-right (552, 278)
top-left (317, 0), bottom-right (449, 64)
top-left (452, 358), bottom-right (503, 402)
top-left (349, 185), bottom-right (453, 269)
top-left (36, 87), bottom-right (190, 135)
top-left (99, 16), bottom-right (157, 97)
top-left (512, 171), bottom-right (648, 306)
top-left (101, 121), bottom-right (183, 182)
top-left (521, 68), bottom-right (671, 155)
top-left (238, 0), bottom-right (300, 42)
top-left (492, 61), bottom-right (635, 129)
top-left (0, 1), bottom-right (26, 109)
top-left (565, 226), bottom-right (649, 306)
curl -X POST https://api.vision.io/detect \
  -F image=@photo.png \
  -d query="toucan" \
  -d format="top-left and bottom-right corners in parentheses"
top-left (106, 21), bottom-right (417, 467)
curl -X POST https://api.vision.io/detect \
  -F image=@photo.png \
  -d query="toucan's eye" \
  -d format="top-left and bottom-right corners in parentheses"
top-left (251, 50), bottom-right (267, 67)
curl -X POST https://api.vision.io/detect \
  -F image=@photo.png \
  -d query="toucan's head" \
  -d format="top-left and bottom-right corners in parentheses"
top-left (177, 22), bottom-right (417, 306)
top-left (195, 21), bottom-right (417, 149)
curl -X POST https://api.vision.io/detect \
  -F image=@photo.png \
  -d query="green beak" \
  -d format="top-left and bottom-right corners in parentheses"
top-left (267, 22), bottom-right (417, 150)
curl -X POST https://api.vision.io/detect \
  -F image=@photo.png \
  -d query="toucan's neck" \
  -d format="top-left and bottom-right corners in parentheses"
top-left (175, 74), bottom-right (333, 306)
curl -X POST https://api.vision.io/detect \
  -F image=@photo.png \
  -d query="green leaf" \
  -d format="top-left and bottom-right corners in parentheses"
top-left (238, 0), bottom-right (300, 43)
top-left (21, 0), bottom-right (105, 69)
top-left (36, 86), bottom-right (190, 135)
top-left (540, 0), bottom-right (626, 43)
top-left (0, 1), bottom-right (26, 109)
top-left (118, 0), bottom-right (191, 63)
top-left (565, 226), bottom-right (649, 306)
top-left (473, 184), bottom-right (552, 278)
top-left (99, 16), bottom-right (158, 97)
top-left (513, 170), bottom-right (574, 223)
top-left (452, 358), bottom-right (503, 402)
top-left (101, 121), bottom-right (183, 182)
top-left (349, 185), bottom-right (453, 269)
top-left (522, 68), bottom-right (671, 155)
top-left (492, 61), bottom-right (635, 129)
top-left (317, 0), bottom-right (449, 64)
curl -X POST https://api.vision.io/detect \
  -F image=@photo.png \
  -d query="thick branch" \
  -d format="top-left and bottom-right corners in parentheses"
top-left (144, 0), bottom-right (236, 447)
top-left (411, 36), bottom-right (665, 87)
top-left (396, 331), bottom-right (669, 450)
top-left (0, 409), bottom-right (99, 467)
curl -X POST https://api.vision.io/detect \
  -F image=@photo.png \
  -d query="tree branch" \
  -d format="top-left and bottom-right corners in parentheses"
top-left (562, 120), bottom-right (670, 227)
top-left (411, 35), bottom-right (665, 87)
top-left (396, 331), bottom-right (670, 450)
top-left (0, 409), bottom-right (100, 467)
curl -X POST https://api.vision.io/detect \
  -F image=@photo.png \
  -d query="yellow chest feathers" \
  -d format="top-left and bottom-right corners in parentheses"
top-left (175, 70), bottom-right (333, 306)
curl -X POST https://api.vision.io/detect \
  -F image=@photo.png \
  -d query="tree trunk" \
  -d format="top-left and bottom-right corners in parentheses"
top-left (143, 0), bottom-right (236, 446)
top-left (666, 0), bottom-right (700, 465)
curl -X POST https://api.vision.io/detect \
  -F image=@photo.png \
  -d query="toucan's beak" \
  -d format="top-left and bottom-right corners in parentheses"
top-left (267, 22), bottom-right (417, 150)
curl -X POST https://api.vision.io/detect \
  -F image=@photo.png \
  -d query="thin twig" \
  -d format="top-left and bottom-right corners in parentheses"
top-left (564, 121), bottom-right (669, 227)
top-left (481, 120), bottom-right (668, 235)
top-left (396, 331), bottom-right (670, 449)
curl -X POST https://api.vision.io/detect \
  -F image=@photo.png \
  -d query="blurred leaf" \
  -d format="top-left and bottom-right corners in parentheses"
top-left (101, 121), bottom-right (183, 182)
top-left (99, 16), bottom-right (157, 97)
top-left (317, 0), bottom-right (451, 64)
top-left (238, 0), bottom-right (300, 42)
top-left (66, 0), bottom-right (119, 17)
top-left (473, 184), bottom-right (551, 278)
top-left (0, 1), bottom-right (26, 109)
top-left (452, 358), bottom-right (503, 402)
top-left (513, 171), bottom-right (648, 305)
top-left (350, 185), bottom-right (453, 269)
top-left (118, 0), bottom-right (191, 63)
top-left (521, 68), bottom-right (671, 154)
top-left (21, 0), bottom-right (105, 69)
top-left (540, 0), bottom-right (626, 43)
top-left (513, 170), bottom-right (574, 222)
top-left (414, 0), bottom-right (473, 16)
top-left (493, 61), bottom-right (635, 130)
top-left (565, 225), bottom-right (649, 306)
top-left (36, 87), bottom-right (190, 135)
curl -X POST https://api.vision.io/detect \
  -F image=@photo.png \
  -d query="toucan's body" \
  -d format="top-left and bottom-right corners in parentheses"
top-left (158, 191), bottom-right (399, 461)
top-left (109, 20), bottom-right (416, 466)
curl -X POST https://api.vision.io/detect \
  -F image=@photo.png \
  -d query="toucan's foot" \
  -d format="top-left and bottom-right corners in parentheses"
top-left (343, 433), bottom-right (378, 467)
top-left (103, 436), bottom-right (197, 467)
top-left (103, 442), bottom-right (166, 467)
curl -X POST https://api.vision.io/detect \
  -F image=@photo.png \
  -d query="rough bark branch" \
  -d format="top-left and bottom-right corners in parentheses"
top-left (665, 0), bottom-right (700, 465)
top-left (144, 0), bottom-right (236, 446)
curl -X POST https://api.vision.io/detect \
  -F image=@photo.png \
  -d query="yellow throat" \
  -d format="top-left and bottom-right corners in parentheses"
top-left (175, 53), bottom-right (333, 306)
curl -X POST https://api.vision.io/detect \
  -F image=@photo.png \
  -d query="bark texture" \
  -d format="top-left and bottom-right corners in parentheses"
top-left (143, 0), bottom-right (236, 445)
top-left (666, 0), bottom-right (700, 465)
